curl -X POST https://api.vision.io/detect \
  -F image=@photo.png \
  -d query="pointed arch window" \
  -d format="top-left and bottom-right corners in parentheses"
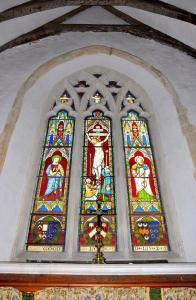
top-left (122, 111), bottom-right (169, 252)
top-left (26, 110), bottom-right (74, 252)
top-left (24, 68), bottom-right (171, 259)
top-left (79, 111), bottom-right (117, 252)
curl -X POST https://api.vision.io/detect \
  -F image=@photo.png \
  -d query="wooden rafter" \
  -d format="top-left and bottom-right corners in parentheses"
top-left (0, 21), bottom-right (195, 58)
top-left (104, 5), bottom-right (196, 57)
top-left (0, 3), bottom-right (195, 58)
top-left (0, 5), bottom-right (90, 53)
top-left (40, 5), bottom-right (90, 25)
top-left (0, 0), bottom-right (195, 25)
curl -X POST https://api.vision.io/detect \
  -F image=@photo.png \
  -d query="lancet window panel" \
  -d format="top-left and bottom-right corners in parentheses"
top-left (122, 111), bottom-right (169, 252)
top-left (26, 110), bottom-right (74, 252)
top-left (79, 111), bottom-right (117, 252)
top-left (24, 65), bottom-right (172, 259)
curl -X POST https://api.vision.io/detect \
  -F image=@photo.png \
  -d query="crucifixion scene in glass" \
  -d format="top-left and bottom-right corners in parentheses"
top-left (26, 68), bottom-right (169, 256)
top-left (79, 111), bottom-right (117, 252)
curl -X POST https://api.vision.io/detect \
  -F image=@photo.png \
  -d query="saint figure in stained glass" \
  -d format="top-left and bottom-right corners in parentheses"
top-left (122, 110), bottom-right (169, 252)
top-left (27, 110), bottom-right (74, 252)
top-left (129, 152), bottom-right (156, 202)
top-left (42, 154), bottom-right (64, 200)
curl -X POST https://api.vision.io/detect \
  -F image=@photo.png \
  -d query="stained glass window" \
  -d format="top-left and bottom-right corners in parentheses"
top-left (79, 111), bottom-right (117, 252)
top-left (25, 68), bottom-right (171, 258)
top-left (27, 110), bottom-right (74, 252)
top-left (122, 111), bottom-right (169, 252)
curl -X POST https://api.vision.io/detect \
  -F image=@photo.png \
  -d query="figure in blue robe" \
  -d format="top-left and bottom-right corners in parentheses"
top-left (44, 155), bottom-right (64, 198)
top-left (101, 166), bottom-right (111, 195)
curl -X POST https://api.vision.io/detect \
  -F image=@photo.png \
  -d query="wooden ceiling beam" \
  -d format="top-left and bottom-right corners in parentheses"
top-left (0, 22), bottom-right (195, 58)
top-left (103, 5), bottom-right (196, 57)
top-left (41, 5), bottom-right (90, 25)
top-left (0, 0), bottom-right (195, 25)
top-left (0, 5), bottom-right (90, 52)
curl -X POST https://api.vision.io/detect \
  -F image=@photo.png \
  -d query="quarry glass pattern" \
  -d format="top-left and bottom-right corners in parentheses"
top-left (122, 111), bottom-right (169, 252)
top-left (27, 110), bottom-right (74, 252)
top-left (79, 111), bottom-right (117, 252)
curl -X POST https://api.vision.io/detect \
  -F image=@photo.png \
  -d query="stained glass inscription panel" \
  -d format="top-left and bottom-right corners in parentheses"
top-left (122, 111), bottom-right (169, 252)
top-left (27, 110), bottom-right (74, 252)
top-left (79, 111), bottom-right (117, 252)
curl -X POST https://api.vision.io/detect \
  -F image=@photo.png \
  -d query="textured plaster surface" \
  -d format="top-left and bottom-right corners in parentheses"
top-left (162, 0), bottom-right (196, 14)
top-left (0, 0), bottom-right (30, 13)
top-left (0, 32), bottom-right (195, 132)
top-left (116, 6), bottom-right (196, 48)
top-left (0, 33), bottom-right (196, 264)
top-left (0, 6), bottom-right (77, 46)
top-left (62, 6), bottom-right (128, 24)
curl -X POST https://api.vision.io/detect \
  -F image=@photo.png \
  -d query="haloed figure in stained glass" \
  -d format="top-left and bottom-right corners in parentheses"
top-left (38, 150), bottom-right (68, 207)
top-left (44, 154), bottom-right (64, 199)
top-left (101, 166), bottom-right (112, 199)
top-left (122, 111), bottom-right (169, 251)
top-left (84, 111), bottom-right (112, 211)
top-left (27, 110), bottom-right (74, 251)
top-left (86, 131), bottom-right (110, 181)
top-left (123, 112), bottom-right (155, 202)
top-left (80, 111), bottom-right (117, 252)
top-left (131, 155), bottom-right (155, 201)
top-left (35, 112), bottom-right (73, 213)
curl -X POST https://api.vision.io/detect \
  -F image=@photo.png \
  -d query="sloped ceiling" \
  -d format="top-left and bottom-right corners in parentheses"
top-left (0, 6), bottom-right (77, 46)
top-left (116, 6), bottom-right (196, 48)
top-left (162, 0), bottom-right (196, 14)
top-left (62, 6), bottom-right (128, 24)
top-left (0, 0), bottom-right (195, 14)
top-left (0, 0), bottom-right (30, 12)
top-left (0, 1), bottom-right (195, 57)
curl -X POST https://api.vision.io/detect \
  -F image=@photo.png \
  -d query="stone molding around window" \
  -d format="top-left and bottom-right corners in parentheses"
top-left (15, 66), bottom-right (181, 263)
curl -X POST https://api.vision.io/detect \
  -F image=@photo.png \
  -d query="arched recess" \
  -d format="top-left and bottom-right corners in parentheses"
top-left (0, 46), bottom-right (195, 262)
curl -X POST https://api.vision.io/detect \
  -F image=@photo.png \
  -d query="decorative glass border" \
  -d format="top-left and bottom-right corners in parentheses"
top-left (26, 110), bottom-right (75, 252)
top-left (122, 110), bottom-right (169, 252)
top-left (79, 111), bottom-right (117, 252)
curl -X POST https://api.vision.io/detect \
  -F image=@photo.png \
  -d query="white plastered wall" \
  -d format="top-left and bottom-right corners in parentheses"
top-left (0, 33), bottom-right (196, 266)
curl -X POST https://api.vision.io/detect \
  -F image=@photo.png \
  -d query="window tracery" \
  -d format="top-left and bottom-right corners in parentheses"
top-left (26, 67), bottom-right (169, 257)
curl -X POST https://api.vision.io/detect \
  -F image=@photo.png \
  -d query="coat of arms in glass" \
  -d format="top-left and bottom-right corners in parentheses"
top-left (79, 111), bottom-right (117, 252)
top-left (27, 110), bottom-right (74, 252)
top-left (122, 111), bottom-right (169, 252)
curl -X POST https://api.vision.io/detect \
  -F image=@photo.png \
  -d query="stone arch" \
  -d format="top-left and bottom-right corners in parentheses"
top-left (1, 45), bottom-right (195, 261)
top-left (0, 45), bottom-right (186, 174)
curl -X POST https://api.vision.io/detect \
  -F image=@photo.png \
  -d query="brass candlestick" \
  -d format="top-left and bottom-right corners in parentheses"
top-left (92, 201), bottom-right (106, 264)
